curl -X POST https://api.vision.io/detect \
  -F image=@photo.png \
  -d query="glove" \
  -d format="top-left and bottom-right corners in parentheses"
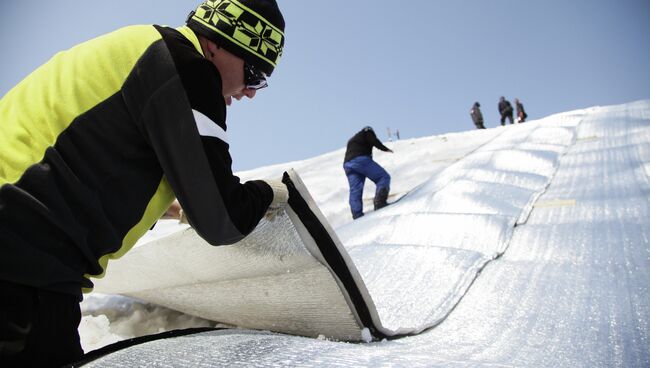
top-left (264, 179), bottom-right (289, 221)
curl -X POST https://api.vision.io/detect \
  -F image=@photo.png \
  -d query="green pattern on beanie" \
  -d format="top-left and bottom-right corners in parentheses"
top-left (188, 0), bottom-right (285, 76)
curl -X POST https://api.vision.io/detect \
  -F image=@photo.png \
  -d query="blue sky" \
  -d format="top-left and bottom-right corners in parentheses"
top-left (1, 0), bottom-right (649, 171)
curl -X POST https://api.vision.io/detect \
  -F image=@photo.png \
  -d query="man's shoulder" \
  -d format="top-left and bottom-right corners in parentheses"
top-left (153, 25), bottom-right (218, 85)
top-left (154, 25), bottom-right (202, 57)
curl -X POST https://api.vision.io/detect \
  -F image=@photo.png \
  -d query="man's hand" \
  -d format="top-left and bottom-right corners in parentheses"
top-left (264, 179), bottom-right (289, 221)
top-left (162, 200), bottom-right (182, 219)
top-left (163, 200), bottom-right (189, 224)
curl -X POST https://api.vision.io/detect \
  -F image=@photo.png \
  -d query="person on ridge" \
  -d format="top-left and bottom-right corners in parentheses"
top-left (498, 96), bottom-right (514, 125)
top-left (0, 1), bottom-right (287, 366)
top-left (343, 126), bottom-right (394, 220)
top-left (515, 98), bottom-right (528, 123)
top-left (470, 102), bottom-right (486, 129)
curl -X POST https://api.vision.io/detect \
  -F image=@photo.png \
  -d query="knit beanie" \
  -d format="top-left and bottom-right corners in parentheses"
top-left (187, 0), bottom-right (285, 76)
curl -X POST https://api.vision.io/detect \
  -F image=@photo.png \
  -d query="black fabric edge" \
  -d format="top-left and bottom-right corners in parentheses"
top-left (282, 171), bottom-right (386, 339)
top-left (67, 327), bottom-right (221, 367)
top-left (69, 170), bottom-right (387, 364)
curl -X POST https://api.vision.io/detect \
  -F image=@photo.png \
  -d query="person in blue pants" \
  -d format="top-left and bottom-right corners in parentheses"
top-left (343, 126), bottom-right (393, 219)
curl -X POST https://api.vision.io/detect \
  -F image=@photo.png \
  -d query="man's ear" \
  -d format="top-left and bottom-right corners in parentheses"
top-left (206, 41), bottom-right (219, 59)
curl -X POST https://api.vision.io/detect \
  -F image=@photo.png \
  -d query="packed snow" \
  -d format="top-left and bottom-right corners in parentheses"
top-left (79, 101), bottom-right (650, 367)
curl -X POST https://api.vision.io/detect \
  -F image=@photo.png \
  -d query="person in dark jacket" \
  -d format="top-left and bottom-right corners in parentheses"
top-left (0, 1), bottom-right (287, 366)
top-left (498, 96), bottom-right (514, 125)
top-left (470, 102), bottom-right (486, 129)
top-left (343, 126), bottom-right (394, 219)
top-left (515, 98), bottom-right (528, 123)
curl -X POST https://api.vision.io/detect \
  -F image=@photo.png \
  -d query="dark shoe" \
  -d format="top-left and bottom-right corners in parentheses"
top-left (374, 187), bottom-right (389, 210)
top-left (352, 212), bottom-right (364, 220)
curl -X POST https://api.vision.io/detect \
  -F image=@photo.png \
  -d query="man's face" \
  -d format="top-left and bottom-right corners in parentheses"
top-left (205, 42), bottom-right (258, 106)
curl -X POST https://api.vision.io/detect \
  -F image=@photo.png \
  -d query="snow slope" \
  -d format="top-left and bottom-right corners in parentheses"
top-left (80, 100), bottom-right (650, 367)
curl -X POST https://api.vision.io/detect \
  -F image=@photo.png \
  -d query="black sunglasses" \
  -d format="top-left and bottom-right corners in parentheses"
top-left (243, 62), bottom-right (268, 90)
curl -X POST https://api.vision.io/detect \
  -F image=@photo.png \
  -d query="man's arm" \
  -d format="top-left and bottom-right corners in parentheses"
top-left (366, 128), bottom-right (393, 153)
top-left (134, 26), bottom-right (273, 245)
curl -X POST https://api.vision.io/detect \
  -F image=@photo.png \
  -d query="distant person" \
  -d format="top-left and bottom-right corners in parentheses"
top-left (498, 96), bottom-right (514, 125)
top-left (470, 102), bottom-right (486, 129)
top-left (0, 0), bottom-right (288, 366)
top-left (515, 98), bottom-right (528, 123)
top-left (343, 126), bottom-right (393, 219)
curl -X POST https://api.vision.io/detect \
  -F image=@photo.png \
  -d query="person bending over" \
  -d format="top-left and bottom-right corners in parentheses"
top-left (343, 126), bottom-right (394, 220)
top-left (0, 1), bottom-right (288, 366)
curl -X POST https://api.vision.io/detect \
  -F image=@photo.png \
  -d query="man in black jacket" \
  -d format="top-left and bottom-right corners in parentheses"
top-left (498, 96), bottom-right (514, 125)
top-left (343, 126), bottom-right (394, 219)
top-left (0, 1), bottom-right (287, 366)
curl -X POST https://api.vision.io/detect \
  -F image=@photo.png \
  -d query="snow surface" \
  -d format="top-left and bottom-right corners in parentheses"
top-left (79, 100), bottom-right (650, 367)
